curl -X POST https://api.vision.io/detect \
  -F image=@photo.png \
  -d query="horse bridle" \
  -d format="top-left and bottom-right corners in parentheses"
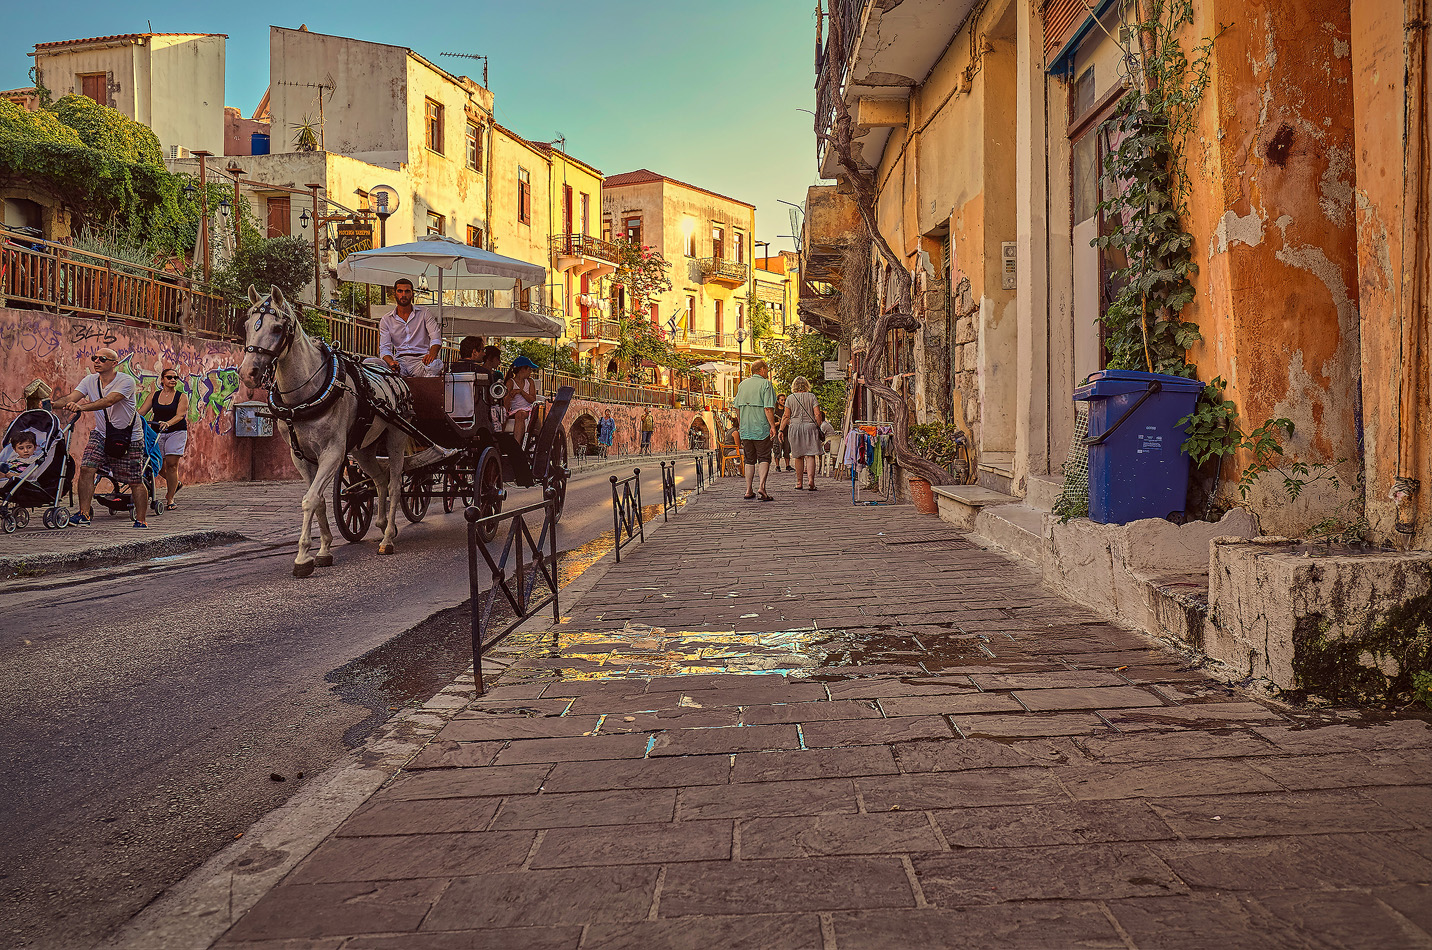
top-left (243, 298), bottom-right (296, 361)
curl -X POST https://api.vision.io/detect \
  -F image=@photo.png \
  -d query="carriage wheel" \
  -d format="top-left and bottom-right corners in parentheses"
top-left (545, 435), bottom-right (569, 523)
top-left (401, 472), bottom-right (432, 524)
top-left (332, 460), bottom-right (376, 542)
top-left (475, 449), bottom-right (503, 544)
top-left (443, 470), bottom-right (473, 514)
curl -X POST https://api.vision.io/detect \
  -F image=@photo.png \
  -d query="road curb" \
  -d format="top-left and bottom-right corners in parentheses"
top-left (0, 529), bottom-right (246, 579)
top-left (104, 482), bottom-right (714, 949)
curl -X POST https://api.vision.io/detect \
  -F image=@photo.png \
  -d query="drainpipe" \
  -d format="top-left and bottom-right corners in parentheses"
top-left (1393, 0), bottom-right (1429, 537)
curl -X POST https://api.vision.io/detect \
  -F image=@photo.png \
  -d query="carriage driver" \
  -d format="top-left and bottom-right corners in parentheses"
top-left (378, 279), bottom-right (443, 377)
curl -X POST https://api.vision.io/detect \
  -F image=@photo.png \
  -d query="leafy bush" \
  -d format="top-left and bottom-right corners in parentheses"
top-left (0, 98), bottom-right (83, 146)
top-left (907, 422), bottom-right (967, 469)
top-left (764, 329), bottom-right (845, 420)
top-left (48, 94), bottom-right (163, 166)
top-left (210, 236), bottom-right (314, 305)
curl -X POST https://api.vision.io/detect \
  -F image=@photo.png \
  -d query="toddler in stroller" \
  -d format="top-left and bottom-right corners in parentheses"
top-left (0, 409), bottom-right (76, 531)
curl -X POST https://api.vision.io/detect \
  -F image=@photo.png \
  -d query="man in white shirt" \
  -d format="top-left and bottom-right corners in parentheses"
top-left (53, 347), bottom-right (150, 527)
top-left (378, 279), bottom-right (443, 377)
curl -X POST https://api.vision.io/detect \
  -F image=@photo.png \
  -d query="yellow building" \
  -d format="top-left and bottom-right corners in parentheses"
top-left (600, 170), bottom-right (756, 391)
top-left (754, 251), bottom-right (799, 353)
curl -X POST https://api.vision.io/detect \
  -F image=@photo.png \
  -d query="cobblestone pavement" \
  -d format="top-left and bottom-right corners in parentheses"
top-left (207, 480), bottom-right (1432, 949)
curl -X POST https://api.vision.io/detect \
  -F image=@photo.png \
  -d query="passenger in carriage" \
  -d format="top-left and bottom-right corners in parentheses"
top-left (503, 356), bottom-right (540, 447)
top-left (451, 335), bottom-right (484, 372)
top-left (480, 345), bottom-right (503, 376)
top-left (378, 279), bottom-right (443, 377)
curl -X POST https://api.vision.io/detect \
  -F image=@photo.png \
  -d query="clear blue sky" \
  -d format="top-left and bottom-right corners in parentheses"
top-left (3, 0), bottom-right (825, 251)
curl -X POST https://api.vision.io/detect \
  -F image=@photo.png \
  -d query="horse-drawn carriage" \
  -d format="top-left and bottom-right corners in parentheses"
top-left (238, 236), bottom-right (574, 576)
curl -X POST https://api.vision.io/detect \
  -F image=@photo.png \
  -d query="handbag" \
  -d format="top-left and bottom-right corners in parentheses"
top-left (91, 379), bottom-right (135, 458)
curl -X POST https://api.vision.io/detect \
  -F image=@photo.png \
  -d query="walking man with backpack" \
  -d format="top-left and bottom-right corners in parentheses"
top-left (54, 347), bottom-right (150, 527)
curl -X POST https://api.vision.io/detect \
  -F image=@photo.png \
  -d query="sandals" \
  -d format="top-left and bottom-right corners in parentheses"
top-left (743, 493), bottom-right (757, 500)
top-left (758, 493), bottom-right (775, 502)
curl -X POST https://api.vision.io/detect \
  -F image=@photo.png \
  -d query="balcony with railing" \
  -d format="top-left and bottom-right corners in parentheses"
top-left (550, 233), bottom-right (621, 278)
top-left (696, 257), bottom-right (749, 287)
top-left (568, 315), bottom-right (623, 344)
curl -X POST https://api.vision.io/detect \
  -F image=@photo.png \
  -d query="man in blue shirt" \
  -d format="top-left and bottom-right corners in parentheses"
top-left (732, 358), bottom-right (777, 501)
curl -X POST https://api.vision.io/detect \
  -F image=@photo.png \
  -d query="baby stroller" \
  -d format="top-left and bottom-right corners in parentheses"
top-left (92, 418), bottom-right (167, 518)
top-left (0, 409), bottom-right (77, 532)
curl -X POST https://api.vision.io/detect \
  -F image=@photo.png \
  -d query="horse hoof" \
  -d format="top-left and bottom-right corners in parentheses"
top-left (377, 543), bottom-right (394, 556)
top-left (315, 554), bottom-right (334, 567)
top-left (293, 561), bottom-right (316, 578)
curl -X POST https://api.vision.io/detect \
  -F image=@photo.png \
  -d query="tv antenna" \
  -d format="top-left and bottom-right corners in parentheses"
top-left (440, 52), bottom-right (489, 88)
top-left (277, 72), bottom-right (335, 150)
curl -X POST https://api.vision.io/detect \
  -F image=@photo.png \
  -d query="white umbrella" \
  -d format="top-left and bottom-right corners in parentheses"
top-left (336, 233), bottom-right (545, 289)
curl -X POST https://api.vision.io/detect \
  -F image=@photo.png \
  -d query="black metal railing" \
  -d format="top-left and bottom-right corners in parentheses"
top-left (659, 461), bottom-right (679, 520)
top-left (465, 491), bottom-right (560, 694)
top-left (609, 469), bottom-right (645, 562)
top-left (697, 257), bottom-right (750, 285)
top-left (694, 454), bottom-right (707, 492)
top-left (550, 232), bottom-right (621, 264)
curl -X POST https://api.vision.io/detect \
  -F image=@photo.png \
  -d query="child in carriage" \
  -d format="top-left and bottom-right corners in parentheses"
top-left (0, 432), bottom-right (40, 486)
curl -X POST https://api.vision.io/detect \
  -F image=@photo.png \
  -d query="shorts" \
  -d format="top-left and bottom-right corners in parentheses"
top-left (81, 428), bottom-right (145, 485)
top-left (742, 436), bottom-right (772, 465)
top-left (156, 429), bottom-right (188, 457)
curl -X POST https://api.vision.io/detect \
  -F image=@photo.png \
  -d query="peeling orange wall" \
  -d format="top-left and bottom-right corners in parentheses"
top-left (1349, 0), bottom-right (1431, 546)
top-left (1183, 0), bottom-right (1363, 530)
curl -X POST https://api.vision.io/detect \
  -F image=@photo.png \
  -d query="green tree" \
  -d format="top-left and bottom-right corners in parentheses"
top-left (746, 293), bottom-right (773, 353)
top-left (764, 329), bottom-right (845, 420)
top-left (610, 239), bottom-right (672, 309)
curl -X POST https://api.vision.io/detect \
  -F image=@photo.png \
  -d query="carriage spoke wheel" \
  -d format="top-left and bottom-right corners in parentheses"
top-left (476, 449), bottom-right (503, 544)
top-left (332, 460), bottom-right (376, 542)
top-left (401, 472), bottom-right (432, 524)
top-left (443, 470), bottom-right (473, 514)
top-left (545, 434), bottom-right (569, 522)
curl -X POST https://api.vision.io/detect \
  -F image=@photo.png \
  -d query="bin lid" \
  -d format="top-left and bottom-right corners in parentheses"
top-left (1074, 368), bottom-right (1205, 401)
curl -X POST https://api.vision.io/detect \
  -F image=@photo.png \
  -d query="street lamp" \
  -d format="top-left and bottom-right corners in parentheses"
top-left (735, 326), bottom-right (748, 382)
top-left (299, 209), bottom-right (311, 229)
top-left (226, 160), bottom-right (246, 251)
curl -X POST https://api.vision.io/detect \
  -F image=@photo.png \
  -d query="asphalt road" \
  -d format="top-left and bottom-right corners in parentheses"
top-left (0, 458), bottom-right (693, 950)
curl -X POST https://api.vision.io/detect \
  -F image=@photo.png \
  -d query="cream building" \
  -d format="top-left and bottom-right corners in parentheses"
top-left (29, 32), bottom-right (227, 156)
top-left (600, 170), bottom-right (756, 386)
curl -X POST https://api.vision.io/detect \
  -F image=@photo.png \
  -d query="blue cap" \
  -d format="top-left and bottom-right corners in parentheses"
top-left (512, 356), bottom-right (539, 371)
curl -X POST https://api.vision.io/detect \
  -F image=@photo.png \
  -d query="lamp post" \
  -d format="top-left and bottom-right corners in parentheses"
top-left (305, 183), bottom-right (323, 306)
top-left (736, 326), bottom-right (748, 382)
top-left (192, 150), bottom-right (213, 283)
top-left (226, 160), bottom-right (246, 251)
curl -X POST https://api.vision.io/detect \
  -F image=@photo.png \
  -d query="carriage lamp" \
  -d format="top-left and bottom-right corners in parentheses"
top-left (299, 209), bottom-right (311, 230)
top-left (219, 197), bottom-right (231, 218)
top-left (184, 181), bottom-right (196, 199)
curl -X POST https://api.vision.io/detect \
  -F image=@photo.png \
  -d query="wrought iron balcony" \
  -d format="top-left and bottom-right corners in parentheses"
top-left (549, 233), bottom-right (621, 265)
top-left (696, 257), bottom-right (749, 287)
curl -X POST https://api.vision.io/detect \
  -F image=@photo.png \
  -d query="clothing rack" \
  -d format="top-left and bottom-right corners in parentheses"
top-left (844, 420), bottom-right (896, 506)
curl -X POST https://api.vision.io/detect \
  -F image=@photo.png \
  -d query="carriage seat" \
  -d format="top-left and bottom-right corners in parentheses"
top-left (406, 376), bottom-right (483, 450)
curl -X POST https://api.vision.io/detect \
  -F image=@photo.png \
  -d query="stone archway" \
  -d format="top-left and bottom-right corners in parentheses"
top-left (687, 416), bottom-right (711, 450)
top-left (570, 412), bottom-right (599, 457)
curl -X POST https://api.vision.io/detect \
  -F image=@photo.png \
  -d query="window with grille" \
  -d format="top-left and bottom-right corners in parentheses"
top-left (425, 99), bottom-right (444, 153)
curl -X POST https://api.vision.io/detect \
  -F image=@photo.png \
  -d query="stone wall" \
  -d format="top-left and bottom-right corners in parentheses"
top-left (564, 398), bottom-right (712, 457)
top-left (0, 307), bottom-right (296, 485)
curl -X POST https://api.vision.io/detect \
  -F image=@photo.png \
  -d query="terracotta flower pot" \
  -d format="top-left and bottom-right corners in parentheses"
top-left (908, 476), bottom-right (939, 515)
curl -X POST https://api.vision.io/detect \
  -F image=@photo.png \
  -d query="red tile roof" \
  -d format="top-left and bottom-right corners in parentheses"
top-left (602, 169), bottom-right (755, 209)
top-left (33, 33), bottom-right (226, 52)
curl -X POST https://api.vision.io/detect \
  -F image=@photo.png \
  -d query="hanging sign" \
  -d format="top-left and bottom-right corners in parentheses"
top-left (335, 222), bottom-right (374, 262)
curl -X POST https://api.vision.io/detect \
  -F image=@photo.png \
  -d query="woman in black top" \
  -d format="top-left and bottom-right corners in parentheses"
top-left (139, 369), bottom-right (190, 510)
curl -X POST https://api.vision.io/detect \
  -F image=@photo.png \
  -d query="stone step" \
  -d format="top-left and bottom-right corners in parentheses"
top-left (932, 484), bottom-right (1018, 530)
top-left (972, 503), bottom-right (1048, 567)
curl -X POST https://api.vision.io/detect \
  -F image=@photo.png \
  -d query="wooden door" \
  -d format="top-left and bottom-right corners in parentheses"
top-left (266, 196), bottom-right (291, 237)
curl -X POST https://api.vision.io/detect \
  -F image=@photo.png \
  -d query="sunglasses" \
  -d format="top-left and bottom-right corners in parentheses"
top-left (91, 355), bottom-right (115, 364)
top-left (163, 375), bottom-right (179, 381)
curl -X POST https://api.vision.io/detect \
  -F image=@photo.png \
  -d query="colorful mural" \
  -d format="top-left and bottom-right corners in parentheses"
top-left (0, 308), bottom-right (296, 485)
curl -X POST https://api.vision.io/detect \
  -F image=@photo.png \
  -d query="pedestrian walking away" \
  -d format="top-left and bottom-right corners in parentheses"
top-left (782, 375), bottom-right (825, 490)
top-left (139, 368), bottom-right (189, 509)
top-left (377, 279), bottom-right (443, 377)
top-left (640, 409), bottom-right (655, 455)
top-left (53, 347), bottom-right (150, 527)
top-left (773, 393), bottom-right (793, 471)
top-left (733, 358), bottom-right (778, 501)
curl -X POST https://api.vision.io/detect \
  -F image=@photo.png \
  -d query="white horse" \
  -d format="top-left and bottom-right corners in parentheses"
top-left (237, 285), bottom-right (410, 576)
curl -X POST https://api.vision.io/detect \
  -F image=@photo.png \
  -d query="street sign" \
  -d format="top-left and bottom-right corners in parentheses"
top-left (823, 360), bottom-right (845, 380)
top-left (335, 222), bottom-right (373, 262)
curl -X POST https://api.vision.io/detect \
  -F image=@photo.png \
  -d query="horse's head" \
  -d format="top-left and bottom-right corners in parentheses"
top-left (238, 285), bottom-right (298, 389)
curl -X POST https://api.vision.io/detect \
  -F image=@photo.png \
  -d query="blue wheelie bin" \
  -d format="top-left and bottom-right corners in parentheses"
top-left (1073, 369), bottom-right (1205, 524)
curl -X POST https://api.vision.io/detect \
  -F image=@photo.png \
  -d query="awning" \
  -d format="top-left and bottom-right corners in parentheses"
top-left (336, 234), bottom-right (546, 290)
top-left (442, 306), bottom-right (564, 339)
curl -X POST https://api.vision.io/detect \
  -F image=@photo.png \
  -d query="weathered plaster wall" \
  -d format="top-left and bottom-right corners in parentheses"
top-left (1349, 0), bottom-right (1431, 547)
top-left (0, 308), bottom-right (296, 485)
top-left (1184, 0), bottom-right (1363, 533)
top-left (148, 35), bottom-right (225, 155)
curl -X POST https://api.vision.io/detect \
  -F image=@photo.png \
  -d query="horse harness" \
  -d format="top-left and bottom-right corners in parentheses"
top-left (248, 299), bottom-right (415, 464)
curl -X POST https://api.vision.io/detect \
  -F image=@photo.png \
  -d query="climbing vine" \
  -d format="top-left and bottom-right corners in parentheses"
top-left (1094, 0), bottom-right (1221, 377)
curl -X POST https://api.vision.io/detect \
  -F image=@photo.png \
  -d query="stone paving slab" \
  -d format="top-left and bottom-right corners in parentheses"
top-left (209, 480), bottom-right (1432, 949)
